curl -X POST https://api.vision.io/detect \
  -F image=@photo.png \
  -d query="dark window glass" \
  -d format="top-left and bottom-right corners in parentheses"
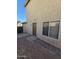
top-left (43, 22), bottom-right (49, 36)
top-left (49, 22), bottom-right (59, 39)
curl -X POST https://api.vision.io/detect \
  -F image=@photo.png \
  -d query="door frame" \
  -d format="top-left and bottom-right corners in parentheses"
top-left (32, 23), bottom-right (37, 36)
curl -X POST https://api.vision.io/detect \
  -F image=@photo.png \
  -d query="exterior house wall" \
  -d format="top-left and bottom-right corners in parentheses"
top-left (25, 0), bottom-right (61, 48)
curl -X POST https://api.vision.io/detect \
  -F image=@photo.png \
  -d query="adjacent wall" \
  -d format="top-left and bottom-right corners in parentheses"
top-left (25, 0), bottom-right (61, 48)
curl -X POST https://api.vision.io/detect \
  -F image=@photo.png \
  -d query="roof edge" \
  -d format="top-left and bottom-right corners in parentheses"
top-left (24, 0), bottom-right (30, 7)
top-left (22, 22), bottom-right (27, 24)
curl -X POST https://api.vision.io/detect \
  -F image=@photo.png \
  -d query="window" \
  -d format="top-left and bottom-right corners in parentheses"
top-left (49, 22), bottom-right (59, 39)
top-left (43, 22), bottom-right (49, 36)
top-left (42, 21), bottom-right (60, 39)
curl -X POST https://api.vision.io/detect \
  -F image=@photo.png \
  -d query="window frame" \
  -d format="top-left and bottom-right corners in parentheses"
top-left (42, 21), bottom-right (60, 39)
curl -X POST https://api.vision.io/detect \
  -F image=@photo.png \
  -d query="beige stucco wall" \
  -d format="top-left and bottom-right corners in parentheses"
top-left (25, 0), bottom-right (61, 48)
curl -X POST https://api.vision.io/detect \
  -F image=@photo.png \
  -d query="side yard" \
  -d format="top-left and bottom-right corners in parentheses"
top-left (17, 33), bottom-right (61, 59)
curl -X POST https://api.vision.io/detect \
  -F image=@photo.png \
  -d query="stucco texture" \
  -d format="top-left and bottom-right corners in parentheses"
top-left (25, 0), bottom-right (61, 48)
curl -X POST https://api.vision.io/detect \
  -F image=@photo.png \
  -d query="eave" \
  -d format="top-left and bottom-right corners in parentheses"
top-left (22, 22), bottom-right (27, 24)
top-left (24, 0), bottom-right (30, 7)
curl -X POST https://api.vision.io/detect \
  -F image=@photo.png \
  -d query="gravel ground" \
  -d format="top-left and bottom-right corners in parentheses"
top-left (17, 33), bottom-right (61, 59)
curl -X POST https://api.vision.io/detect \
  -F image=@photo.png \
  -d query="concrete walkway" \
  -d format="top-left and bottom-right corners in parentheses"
top-left (17, 33), bottom-right (61, 59)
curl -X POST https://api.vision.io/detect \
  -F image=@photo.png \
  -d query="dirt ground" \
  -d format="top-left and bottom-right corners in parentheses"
top-left (17, 33), bottom-right (61, 59)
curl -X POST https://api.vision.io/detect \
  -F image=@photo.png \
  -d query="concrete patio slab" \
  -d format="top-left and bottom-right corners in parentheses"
top-left (17, 33), bottom-right (61, 59)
